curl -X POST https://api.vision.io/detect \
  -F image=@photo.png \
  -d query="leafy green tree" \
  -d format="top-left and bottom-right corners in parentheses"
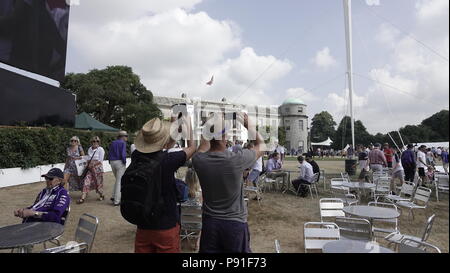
top-left (333, 116), bottom-right (372, 149)
top-left (62, 66), bottom-right (161, 133)
top-left (310, 111), bottom-right (336, 143)
top-left (421, 110), bottom-right (449, 141)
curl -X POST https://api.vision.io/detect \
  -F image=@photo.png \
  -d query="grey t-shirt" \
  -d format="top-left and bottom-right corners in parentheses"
top-left (192, 149), bottom-right (257, 223)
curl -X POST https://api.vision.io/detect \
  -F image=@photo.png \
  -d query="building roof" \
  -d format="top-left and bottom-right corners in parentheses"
top-left (282, 98), bottom-right (306, 105)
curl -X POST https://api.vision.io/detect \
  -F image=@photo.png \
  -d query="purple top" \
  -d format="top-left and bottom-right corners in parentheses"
top-left (25, 185), bottom-right (70, 224)
top-left (109, 139), bottom-right (127, 165)
top-left (401, 149), bottom-right (416, 167)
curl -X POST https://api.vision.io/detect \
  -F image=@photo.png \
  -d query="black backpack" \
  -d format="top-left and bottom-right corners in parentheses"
top-left (120, 151), bottom-right (167, 227)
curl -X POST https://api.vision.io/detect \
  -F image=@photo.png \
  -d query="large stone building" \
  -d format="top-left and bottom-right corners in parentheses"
top-left (153, 94), bottom-right (309, 153)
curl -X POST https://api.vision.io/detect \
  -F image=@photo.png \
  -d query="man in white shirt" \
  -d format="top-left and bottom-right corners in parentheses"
top-left (246, 142), bottom-right (263, 187)
top-left (292, 156), bottom-right (314, 196)
top-left (416, 145), bottom-right (429, 185)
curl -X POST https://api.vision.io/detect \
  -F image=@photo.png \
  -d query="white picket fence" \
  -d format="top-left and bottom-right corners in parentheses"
top-left (0, 159), bottom-right (131, 188)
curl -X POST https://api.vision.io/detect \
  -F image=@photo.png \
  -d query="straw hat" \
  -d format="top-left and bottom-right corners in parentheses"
top-left (134, 118), bottom-right (171, 153)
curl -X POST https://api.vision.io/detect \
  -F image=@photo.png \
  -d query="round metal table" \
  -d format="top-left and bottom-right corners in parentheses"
top-left (343, 205), bottom-right (400, 225)
top-left (0, 222), bottom-right (64, 253)
top-left (322, 240), bottom-right (394, 253)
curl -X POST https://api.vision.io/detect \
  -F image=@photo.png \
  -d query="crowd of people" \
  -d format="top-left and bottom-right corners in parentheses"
top-left (11, 113), bottom-right (447, 254)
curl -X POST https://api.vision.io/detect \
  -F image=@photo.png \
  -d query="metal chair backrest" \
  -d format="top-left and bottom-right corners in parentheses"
top-left (42, 242), bottom-right (89, 253)
top-left (436, 175), bottom-right (449, 189)
top-left (330, 178), bottom-right (348, 189)
top-left (368, 202), bottom-right (398, 229)
top-left (311, 173), bottom-right (320, 184)
top-left (398, 238), bottom-right (441, 253)
top-left (375, 177), bottom-right (391, 192)
top-left (413, 186), bottom-right (432, 206)
top-left (74, 214), bottom-right (99, 253)
top-left (274, 239), bottom-right (281, 253)
top-left (335, 217), bottom-right (372, 241)
top-left (180, 203), bottom-right (202, 230)
top-left (60, 206), bottom-right (70, 226)
top-left (421, 214), bottom-right (436, 242)
top-left (400, 181), bottom-right (416, 197)
top-left (304, 222), bottom-right (340, 253)
top-left (320, 198), bottom-right (345, 222)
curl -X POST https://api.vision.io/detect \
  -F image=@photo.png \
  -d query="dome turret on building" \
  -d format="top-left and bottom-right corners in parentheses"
top-left (282, 98), bottom-right (306, 105)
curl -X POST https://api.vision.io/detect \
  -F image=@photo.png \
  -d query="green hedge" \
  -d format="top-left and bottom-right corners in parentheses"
top-left (0, 127), bottom-right (135, 169)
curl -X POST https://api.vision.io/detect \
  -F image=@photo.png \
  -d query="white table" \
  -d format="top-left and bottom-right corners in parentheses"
top-left (322, 240), bottom-right (394, 253)
top-left (343, 205), bottom-right (400, 225)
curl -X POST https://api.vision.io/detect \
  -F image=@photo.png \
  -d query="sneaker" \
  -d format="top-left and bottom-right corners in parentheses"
top-left (252, 196), bottom-right (262, 201)
top-left (113, 202), bottom-right (120, 206)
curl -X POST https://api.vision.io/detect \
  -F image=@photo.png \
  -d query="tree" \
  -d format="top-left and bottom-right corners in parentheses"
top-left (62, 66), bottom-right (161, 133)
top-left (310, 111), bottom-right (336, 143)
top-left (333, 116), bottom-right (372, 149)
top-left (421, 110), bottom-right (449, 141)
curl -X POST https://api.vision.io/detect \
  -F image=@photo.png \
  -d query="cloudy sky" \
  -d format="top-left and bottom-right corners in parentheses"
top-left (14, 0), bottom-right (450, 134)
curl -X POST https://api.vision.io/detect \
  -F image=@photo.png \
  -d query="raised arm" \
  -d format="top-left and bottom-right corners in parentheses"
top-left (182, 115), bottom-right (197, 160)
top-left (238, 113), bottom-right (265, 159)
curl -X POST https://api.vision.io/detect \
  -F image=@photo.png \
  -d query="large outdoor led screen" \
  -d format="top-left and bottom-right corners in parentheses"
top-left (0, 0), bottom-right (70, 82)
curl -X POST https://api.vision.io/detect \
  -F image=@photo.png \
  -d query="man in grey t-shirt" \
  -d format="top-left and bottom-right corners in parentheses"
top-left (193, 113), bottom-right (264, 253)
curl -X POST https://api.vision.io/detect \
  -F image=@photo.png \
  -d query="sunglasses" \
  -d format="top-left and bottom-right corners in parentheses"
top-left (44, 177), bottom-right (54, 181)
top-left (71, 140), bottom-right (78, 142)
top-left (92, 140), bottom-right (100, 143)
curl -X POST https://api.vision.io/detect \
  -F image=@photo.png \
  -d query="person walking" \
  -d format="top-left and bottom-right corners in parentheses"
top-left (132, 116), bottom-right (196, 253)
top-left (109, 131), bottom-right (128, 206)
top-left (383, 143), bottom-right (394, 168)
top-left (442, 148), bottom-right (449, 174)
top-left (401, 144), bottom-right (417, 182)
top-left (193, 113), bottom-right (264, 253)
top-left (417, 145), bottom-right (429, 186)
top-left (63, 136), bottom-right (85, 193)
top-left (77, 136), bottom-right (106, 204)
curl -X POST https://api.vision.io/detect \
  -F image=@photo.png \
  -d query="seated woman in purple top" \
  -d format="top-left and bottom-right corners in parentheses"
top-left (13, 168), bottom-right (70, 225)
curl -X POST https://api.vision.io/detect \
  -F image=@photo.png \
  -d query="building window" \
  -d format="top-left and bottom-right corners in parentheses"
top-left (286, 126), bottom-right (290, 131)
top-left (299, 120), bottom-right (304, 131)
top-left (285, 107), bottom-right (290, 114)
top-left (298, 107), bottom-right (303, 113)
top-left (285, 119), bottom-right (290, 123)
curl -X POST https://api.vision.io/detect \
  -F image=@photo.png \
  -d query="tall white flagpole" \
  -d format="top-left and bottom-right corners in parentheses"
top-left (343, 0), bottom-right (355, 153)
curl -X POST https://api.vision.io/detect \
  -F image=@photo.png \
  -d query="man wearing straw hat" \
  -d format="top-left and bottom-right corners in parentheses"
top-left (132, 116), bottom-right (196, 253)
top-left (193, 112), bottom-right (265, 253)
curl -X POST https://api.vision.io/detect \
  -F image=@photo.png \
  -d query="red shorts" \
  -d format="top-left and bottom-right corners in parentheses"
top-left (135, 224), bottom-right (180, 253)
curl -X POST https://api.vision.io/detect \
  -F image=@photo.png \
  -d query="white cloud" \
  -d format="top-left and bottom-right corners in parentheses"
top-left (366, 0), bottom-right (381, 6)
top-left (312, 47), bottom-right (337, 70)
top-left (375, 23), bottom-right (400, 48)
top-left (67, 4), bottom-right (293, 107)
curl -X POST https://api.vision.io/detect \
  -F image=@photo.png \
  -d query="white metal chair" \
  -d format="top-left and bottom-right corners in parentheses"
top-left (303, 222), bottom-right (340, 253)
top-left (386, 181), bottom-right (416, 203)
top-left (396, 186), bottom-right (432, 221)
top-left (74, 213), bottom-right (99, 253)
top-left (434, 174), bottom-right (449, 202)
top-left (180, 203), bottom-right (202, 245)
top-left (260, 174), bottom-right (277, 192)
top-left (385, 214), bottom-right (436, 250)
top-left (335, 217), bottom-right (372, 241)
top-left (341, 172), bottom-right (351, 182)
top-left (274, 239), bottom-right (281, 253)
top-left (398, 238), bottom-right (441, 253)
top-left (330, 179), bottom-right (358, 206)
top-left (372, 177), bottom-right (392, 202)
top-left (319, 198), bottom-right (345, 222)
top-left (302, 173), bottom-right (320, 199)
top-left (372, 171), bottom-right (389, 183)
top-left (368, 202), bottom-right (399, 238)
top-left (244, 183), bottom-right (263, 207)
top-left (41, 242), bottom-right (89, 253)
